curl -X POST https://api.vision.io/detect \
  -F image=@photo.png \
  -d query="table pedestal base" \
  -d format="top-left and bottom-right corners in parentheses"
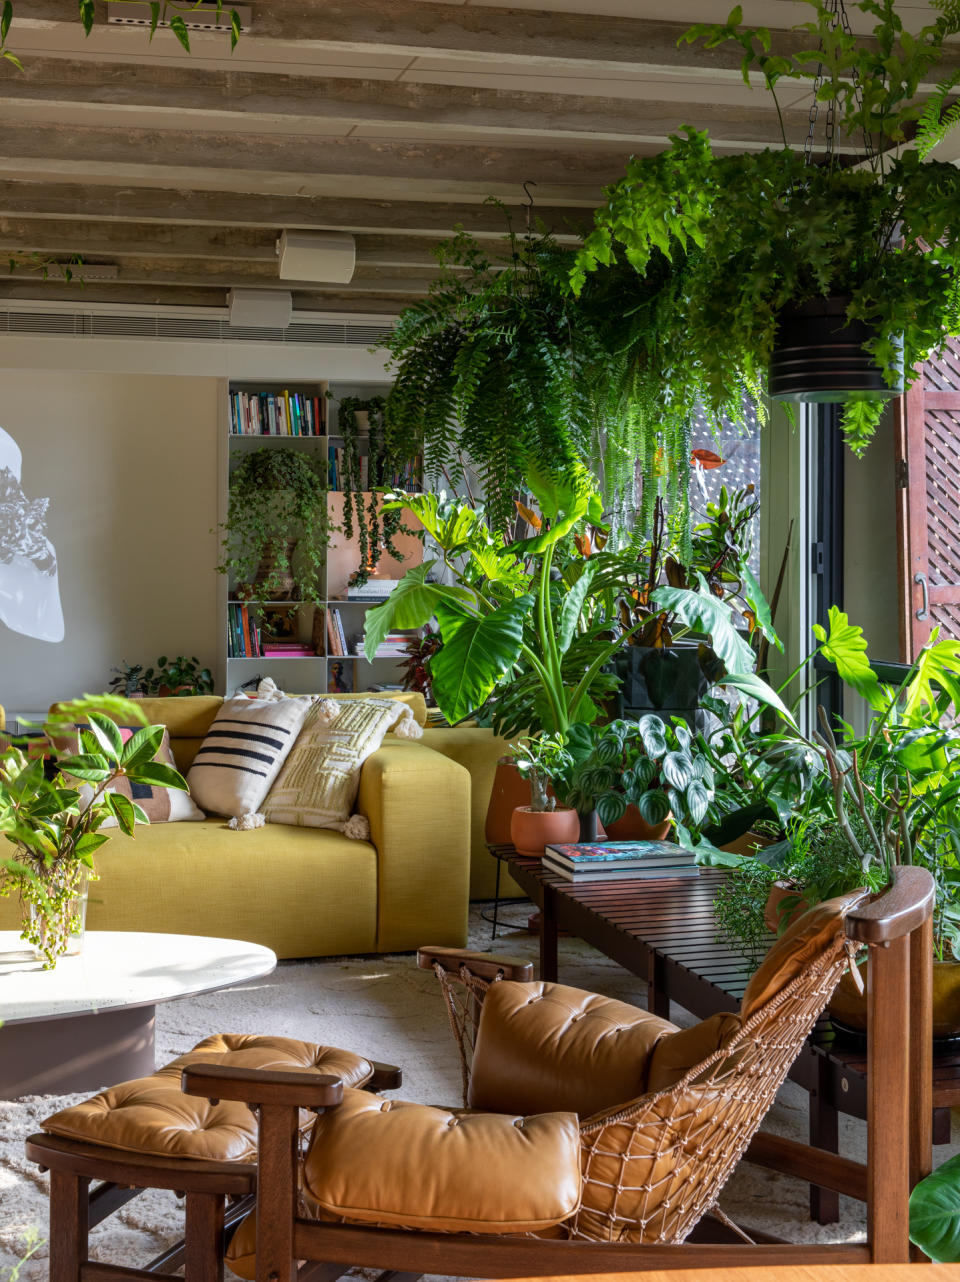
top-left (1, 1006), bottom-right (156, 1099)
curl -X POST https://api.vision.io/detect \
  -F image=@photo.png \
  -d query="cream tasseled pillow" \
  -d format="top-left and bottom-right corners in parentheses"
top-left (187, 694), bottom-right (314, 819)
top-left (262, 697), bottom-right (422, 840)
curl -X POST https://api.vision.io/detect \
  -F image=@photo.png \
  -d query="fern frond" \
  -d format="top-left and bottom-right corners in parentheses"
top-left (917, 69), bottom-right (960, 159)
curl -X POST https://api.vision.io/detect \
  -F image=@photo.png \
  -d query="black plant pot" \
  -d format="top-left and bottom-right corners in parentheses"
top-left (769, 295), bottom-right (903, 403)
top-left (613, 643), bottom-right (716, 731)
top-left (578, 809), bottom-right (600, 842)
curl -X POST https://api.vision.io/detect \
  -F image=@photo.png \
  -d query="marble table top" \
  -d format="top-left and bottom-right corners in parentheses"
top-left (0, 931), bottom-right (276, 1024)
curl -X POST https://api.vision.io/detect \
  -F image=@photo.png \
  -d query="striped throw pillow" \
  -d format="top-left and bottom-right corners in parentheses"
top-left (186, 695), bottom-right (313, 818)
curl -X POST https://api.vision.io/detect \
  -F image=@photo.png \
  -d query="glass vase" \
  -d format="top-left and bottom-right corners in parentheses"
top-left (26, 867), bottom-right (89, 966)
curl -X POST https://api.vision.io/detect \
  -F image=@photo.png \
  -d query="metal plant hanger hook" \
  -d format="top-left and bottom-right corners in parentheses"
top-left (802, 0), bottom-right (875, 171)
top-left (522, 180), bottom-right (537, 240)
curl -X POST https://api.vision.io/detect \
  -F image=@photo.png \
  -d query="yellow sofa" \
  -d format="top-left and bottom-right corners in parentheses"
top-left (0, 696), bottom-right (471, 960)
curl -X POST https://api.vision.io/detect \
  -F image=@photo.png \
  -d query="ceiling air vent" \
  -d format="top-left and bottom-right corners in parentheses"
top-left (0, 308), bottom-right (393, 346)
top-left (105, 2), bottom-right (252, 35)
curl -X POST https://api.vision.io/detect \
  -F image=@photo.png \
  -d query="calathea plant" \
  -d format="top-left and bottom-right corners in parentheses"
top-left (218, 446), bottom-right (329, 608)
top-left (573, 0), bottom-right (960, 455)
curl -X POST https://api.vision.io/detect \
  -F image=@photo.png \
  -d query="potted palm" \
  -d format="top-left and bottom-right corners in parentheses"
top-left (0, 696), bottom-right (190, 967)
top-left (572, 0), bottom-right (960, 455)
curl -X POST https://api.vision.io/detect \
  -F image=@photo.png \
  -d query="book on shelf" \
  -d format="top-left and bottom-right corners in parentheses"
top-left (229, 389), bottom-right (324, 437)
top-left (355, 629), bottom-right (417, 658)
top-left (346, 579), bottom-right (400, 600)
top-left (227, 602), bottom-right (262, 658)
top-left (262, 644), bottom-right (315, 657)
top-left (325, 446), bottom-right (423, 492)
top-left (326, 608), bottom-right (342, 656)
top-left (541, 840), bottom-right (698, 883)
top-left (335, 608), bottom-right (348, 656)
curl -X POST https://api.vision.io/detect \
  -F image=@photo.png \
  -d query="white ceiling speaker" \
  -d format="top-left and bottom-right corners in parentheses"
top-left (277, 231), bottom-right (356, 284)
top-left (227, 289), bottom-right (293, 329)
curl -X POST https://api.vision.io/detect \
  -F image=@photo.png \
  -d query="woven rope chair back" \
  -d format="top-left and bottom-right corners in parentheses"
top-left (434, 933), bottom-right (858, 1246)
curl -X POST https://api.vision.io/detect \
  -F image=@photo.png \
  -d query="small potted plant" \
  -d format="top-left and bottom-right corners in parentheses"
top-left (565, 715), bottom-right (715, 843)
top-left (0, 696), bottom-right (190, 967)
top-left (507, 733), bottom-right (579, 858)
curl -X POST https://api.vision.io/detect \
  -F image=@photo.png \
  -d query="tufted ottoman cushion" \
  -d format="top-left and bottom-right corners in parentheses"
top-left (42, 1034), bottom-right (374, 1162)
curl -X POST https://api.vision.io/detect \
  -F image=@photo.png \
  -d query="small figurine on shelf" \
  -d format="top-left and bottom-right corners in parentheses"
top-left (328, 660), bottom-right (353, 694)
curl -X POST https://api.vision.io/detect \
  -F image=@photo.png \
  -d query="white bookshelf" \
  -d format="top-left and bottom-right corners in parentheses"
top-left (218, 378), bottom-right (423, 697)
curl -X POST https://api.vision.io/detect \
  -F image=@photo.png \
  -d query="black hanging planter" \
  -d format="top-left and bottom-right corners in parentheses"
top-left (768, 295), bottom-right (903, 404)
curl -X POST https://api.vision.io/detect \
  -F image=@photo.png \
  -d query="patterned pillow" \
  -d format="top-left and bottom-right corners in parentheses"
top-left (263, 698), bottom-right (422, 839)
top-left (187, 695), bottom-right (313, 819)
top-left (55, 726), bottom-right (204, 826)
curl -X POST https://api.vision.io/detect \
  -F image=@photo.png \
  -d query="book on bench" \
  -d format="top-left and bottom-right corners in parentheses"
top-left (542, 840), bottom-right (698, 882)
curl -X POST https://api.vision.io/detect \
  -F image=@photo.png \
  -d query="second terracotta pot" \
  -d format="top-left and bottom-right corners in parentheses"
top-left (602, 803), bottom-right (672, 843)
top-left (510, 806), bottom-right (580, 858)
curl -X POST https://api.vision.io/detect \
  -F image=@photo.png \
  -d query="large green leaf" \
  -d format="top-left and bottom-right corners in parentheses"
top-left (901, 632), bottom-right (960, 726)
top-left (85, 712), bottom-right (124, 763)
top-left (651, 576), bottom-right (757, 673)
top-left (125, 761), bottom-right (186, 790)
top-left (511, 461), bottom-right (602, 554)
top-left (429, 597), bottom-right (530, 723)
top-left (381, 492), bottom-right (486, 555)
top-left (741, 563), bottom-right (783, 651)
top-left (910, 1152), bottom-right (960, 1261)
top-left (812, 606), bottom-right (884, 710)
top-left (363, 563), bottom-right (476, 661)
top-left (720, 671), bottom-right (799, 730)
top-left (557, 561), bottom-right (598, 655)
top-left (119, 725), bottom-right (165, 770)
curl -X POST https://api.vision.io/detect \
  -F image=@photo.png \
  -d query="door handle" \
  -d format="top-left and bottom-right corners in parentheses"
top-left (915, 572), bottom-right (929, 622)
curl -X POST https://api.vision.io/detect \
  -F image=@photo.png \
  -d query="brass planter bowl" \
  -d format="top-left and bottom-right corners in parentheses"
top-left (829, 958), bottom-right (960, 1041)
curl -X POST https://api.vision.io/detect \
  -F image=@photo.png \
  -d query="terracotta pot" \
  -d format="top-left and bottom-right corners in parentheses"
top-left (719, 830), bottom-right (771, 859)
top-left (510, 806), bottom-right (580, 859)
top-left (763, 880), bottom-right (807, 934)
top-left (603, 804), bottom-right (672, 843)
top-left (484, 761), bottom-right (532, 846)
top-left (830, 958), bottom-right (960, 1040)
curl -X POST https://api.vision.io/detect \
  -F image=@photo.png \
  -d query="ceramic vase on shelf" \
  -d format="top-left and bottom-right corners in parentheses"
top-left (510, 806), bottom-right (580, 859)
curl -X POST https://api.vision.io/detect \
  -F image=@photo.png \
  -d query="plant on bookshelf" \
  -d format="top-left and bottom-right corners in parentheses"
top-left (218, 446), bottom-right (329, 608)
top-left (337, 395), bottom-right (422, 589)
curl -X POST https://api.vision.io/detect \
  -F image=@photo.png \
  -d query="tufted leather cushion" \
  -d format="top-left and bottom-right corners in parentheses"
top-left (740, 890), bottom-right (866, 1020)
top-left (645, 1012), bottom-right (744, 1093)
top-left (468, 980), bottom-right (676, 1117)
top-left (302, 1086), bottom-right (582, 1233)
top-left (42, 1034), bottom-right (374, 1162)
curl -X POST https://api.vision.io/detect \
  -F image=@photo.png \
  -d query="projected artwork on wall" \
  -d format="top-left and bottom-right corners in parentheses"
top-left (0, 426), bottom-right (64, 643)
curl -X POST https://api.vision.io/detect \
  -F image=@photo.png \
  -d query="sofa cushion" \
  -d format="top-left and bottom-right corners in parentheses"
top-left (187, 694), bottom-right (313, 818)
top-left (303, 1087), bottom-right (582, 1233)
top-left (42, 1034), bottom-right (374, 1162)
top-left (468, 980), bottom-right (676, 1117)
top-left (255, 680), bottom-right (427, 729)
top-left (645, 1011), bottom-right (744, 1093)
top-left (263, 698), bottom-right (422, 834)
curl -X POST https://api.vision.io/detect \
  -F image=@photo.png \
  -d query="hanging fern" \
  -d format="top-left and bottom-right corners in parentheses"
top-left (382, 215), bottom-right (730, 543)
top-left (917, 69), bottom-right (960, 159)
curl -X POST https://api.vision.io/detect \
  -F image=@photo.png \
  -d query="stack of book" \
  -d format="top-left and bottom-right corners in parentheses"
top-left (261, 640), bottom-right (315, 658)
top-left (355, 631), bottom-right (415, 658)
top-left (230, 390), bottom-right (324, 436)
top-left (325, 607), bottom-right (350, 657)
top-left (228, 602), bottom-right (261, 657)
top-left (346, 580), bottom-right (400, 602)
top-left (542, 840), bottom-right (698, 883)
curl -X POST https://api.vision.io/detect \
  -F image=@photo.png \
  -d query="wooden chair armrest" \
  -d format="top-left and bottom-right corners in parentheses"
top-left (180, 1064), bottom-right (343, 1110)
top-left (417, 945), bottom-right (534, 982)
top-left (845, 865), bottom-right (934, 944)
top-left (367, 1061), bottom-right (402, 1091)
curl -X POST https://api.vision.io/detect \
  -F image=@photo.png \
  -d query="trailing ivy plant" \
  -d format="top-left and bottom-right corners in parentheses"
top-left (218, 447), bottom-right (329, 608)
top-left (383, 214), bottom-right (718, 542)
top-left (572, 1), bottom-right (960, 455)
top-left (338, 395), bottom-right (413, 588)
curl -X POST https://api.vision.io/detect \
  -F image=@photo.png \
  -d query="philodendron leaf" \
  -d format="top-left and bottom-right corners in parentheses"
top-left (363, 563), bottom-right (477, 660)
top-left (812, 606), bottom-right (884, 710)
top-left (720, 671), bottom-right (798, 730)
top-left (557, 560), bottom-right (598, 654)
top-left (910, 1151), bottom-right (960, 1262)
top-left (741, 563), bottom-right (783, 650)
top-left (429, 597), bottom-right (530, 723)
top-left (651, 575), bottom-right (757, 673)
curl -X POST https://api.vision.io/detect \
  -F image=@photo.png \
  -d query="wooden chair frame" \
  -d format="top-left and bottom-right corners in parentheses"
top-left (28, 866), bottom-right (934, 1281)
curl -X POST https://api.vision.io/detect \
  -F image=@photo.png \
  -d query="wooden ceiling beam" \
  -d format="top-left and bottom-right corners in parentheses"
top-left (0, 123), bottom-right (629, 199)
top-left (13, 1), bottom-right (959, 83)
top-left (0, 181), bottom-right (592, 235)
top-left (0, 57), bottom-right (804, 149)
top-left (0, 218), bottom-right (480, 266)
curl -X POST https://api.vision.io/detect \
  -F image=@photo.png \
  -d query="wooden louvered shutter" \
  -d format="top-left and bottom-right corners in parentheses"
top-left (897, 338), bottom-right (960, 660)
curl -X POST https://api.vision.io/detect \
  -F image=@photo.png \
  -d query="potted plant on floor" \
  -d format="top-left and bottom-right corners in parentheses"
top-left (0, 695), bottom-right (189, 967)
top-left (506, 733), bottom-right (579, 857)
top-left (572, 0), bottom-right (960, 454)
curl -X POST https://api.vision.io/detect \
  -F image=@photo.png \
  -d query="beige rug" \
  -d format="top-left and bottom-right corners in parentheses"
top-left (1, 903), bottom-right (954, 1278)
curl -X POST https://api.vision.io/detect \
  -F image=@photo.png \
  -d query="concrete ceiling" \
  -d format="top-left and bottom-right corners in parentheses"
top-left (0, 0), bottom-right (955, 315)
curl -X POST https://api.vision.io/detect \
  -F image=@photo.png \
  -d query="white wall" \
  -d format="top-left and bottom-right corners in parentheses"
top-left (843, 411), bottom-right (900, 659)
top-left (0, 332), bottom-right (392, 714)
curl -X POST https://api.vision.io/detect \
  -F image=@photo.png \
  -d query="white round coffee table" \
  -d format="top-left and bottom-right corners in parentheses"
top-left (0, 931), bottom-right (276, 1098)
